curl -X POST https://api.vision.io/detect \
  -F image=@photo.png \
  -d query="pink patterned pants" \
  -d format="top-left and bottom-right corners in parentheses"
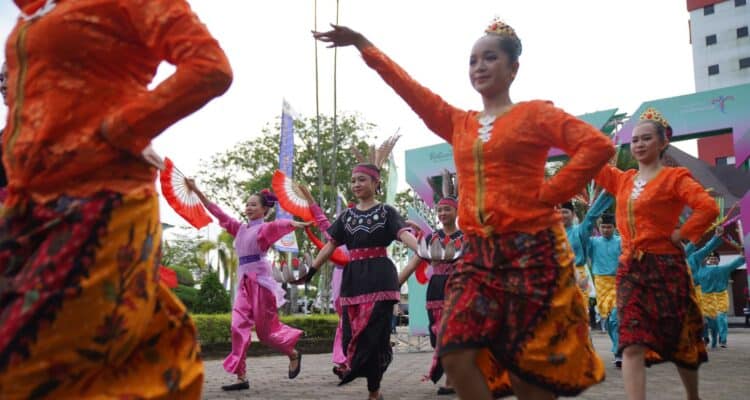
top-left (223, 274), bottom-right (302, 378)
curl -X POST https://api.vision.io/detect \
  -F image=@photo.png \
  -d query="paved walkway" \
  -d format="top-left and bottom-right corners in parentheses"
top-left (202, 328), bottom-right (750, 399)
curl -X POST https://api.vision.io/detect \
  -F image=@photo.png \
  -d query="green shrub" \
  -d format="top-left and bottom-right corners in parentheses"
top-left (193, 313), bottom-right (232, 345)
top-left (173, 284), bottom-right (199, 311)
top-left (280, 314), bottom-right (339, 338)
top-left (192, 313), bottom-right (339, 345)
top-left (194, 272), bottom-right (231, 314)
top-left (168, 266), bottom-right (195, 286)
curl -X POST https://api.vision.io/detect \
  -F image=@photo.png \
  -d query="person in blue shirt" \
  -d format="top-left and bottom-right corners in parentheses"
top-left (687, 227), bottom-right (746, 349)
top-left (587, 212), bottom-right (622, 366)
top-left (560, 193), bottom-right (614, 300)
top-left (560, 193), bottom-right (614, 298)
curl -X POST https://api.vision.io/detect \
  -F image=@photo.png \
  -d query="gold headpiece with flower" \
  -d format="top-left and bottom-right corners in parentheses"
top-left (639, 107), bottom-right (670, 129)
top-left (485, 17), bottom-right (517, 38)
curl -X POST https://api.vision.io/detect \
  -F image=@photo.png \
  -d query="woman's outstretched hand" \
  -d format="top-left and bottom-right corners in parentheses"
top-left (312, 24), bottom-right (371, 50)
top-left (185, 178), bottom-right (200, 193)
top-left (185, 177), bottom-right (211, 206)
top-left (289, 267), bottom-right (317, 285)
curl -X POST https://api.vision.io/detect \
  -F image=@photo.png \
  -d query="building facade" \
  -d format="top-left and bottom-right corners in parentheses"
top-left (687, 0), bottom-right (750, 166)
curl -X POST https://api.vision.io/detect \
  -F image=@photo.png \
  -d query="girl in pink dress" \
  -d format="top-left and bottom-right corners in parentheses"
top-left (186, 179), bottom-right (309, 391)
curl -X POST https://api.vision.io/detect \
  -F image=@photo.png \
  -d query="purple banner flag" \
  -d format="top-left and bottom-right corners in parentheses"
top-left (275, 99), bottom-right (299, 253)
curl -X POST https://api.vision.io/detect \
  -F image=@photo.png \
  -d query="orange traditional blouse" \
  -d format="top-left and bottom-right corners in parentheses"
top-left (595, 165), bottom-right (718, 261)
top-left (3, 0), bottom-right (232, 206)
top-left (361, 46), bottom-right (614, 237)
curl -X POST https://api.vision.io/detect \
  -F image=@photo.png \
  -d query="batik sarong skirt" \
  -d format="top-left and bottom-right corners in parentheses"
top-left (439, 225), bottom-right (604, 398)
top-left (594, 275), bottom-right (616, 318)
top-left (0, 192), bottom-right (203, 399)
top-left (617, 253), bottom-right (707, 369)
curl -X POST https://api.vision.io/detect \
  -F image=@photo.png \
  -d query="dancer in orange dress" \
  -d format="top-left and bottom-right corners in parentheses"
top-left (313, 18), bottom-right (613, 400)
top-left (0, 61), bottom-right (7, 202)
top-left (0, 0), bottom-right (232, 398)
top-left (595, 108), bottom-right (718, 400)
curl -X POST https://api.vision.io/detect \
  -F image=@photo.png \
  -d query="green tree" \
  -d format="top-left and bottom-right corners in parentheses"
top-left (393, 188), bottom-right (416, 217)
top-left (195, 272), bottom-right (232, 314)
top-left (169, 266), bottom-right (196, 286)
top-left (161, 227), bottom-right (215, 274)
top-left (198, 114), bottom-right (378, 219)
top-left (173, 285), bottom-right (198, 312)
top-left (215, 230), bottom-right (239, 299)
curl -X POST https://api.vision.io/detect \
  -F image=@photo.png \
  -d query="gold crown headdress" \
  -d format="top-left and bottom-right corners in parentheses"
top-left (639, 107), bottom-right (673, 139)
top-left (485, 17), bottom-right (517, 38)
top-left (639, 107), bottom-right (670, 129)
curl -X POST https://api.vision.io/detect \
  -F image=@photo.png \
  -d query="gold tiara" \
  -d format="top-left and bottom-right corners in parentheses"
top-left (485, 18), bottom-right (517, 37)
top-left (639, 107), bottom-right (670, 129)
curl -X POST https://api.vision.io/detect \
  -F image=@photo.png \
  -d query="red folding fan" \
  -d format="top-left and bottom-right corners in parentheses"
top-left (159, 157), bottom-right (213, 229)
top-left (159, 266), bottom-right (178, 289)
top-left (415, 260), bottom-right (430, 284)
top-left (305, 226), bottom-right (351, 266)
top-left (272, 170), bottom-right (314, 222)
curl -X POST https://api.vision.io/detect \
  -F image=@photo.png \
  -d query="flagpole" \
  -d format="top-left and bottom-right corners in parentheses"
top-left (329, 0), bottom-right (340, 212)
top-left (314, 0), bottom-right (324, 205)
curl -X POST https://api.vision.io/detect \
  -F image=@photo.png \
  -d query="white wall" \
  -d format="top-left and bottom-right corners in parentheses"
top-left (690, 0), bottom-right (750, 91)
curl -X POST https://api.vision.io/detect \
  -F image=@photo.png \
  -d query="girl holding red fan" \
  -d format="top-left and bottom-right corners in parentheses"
top-left (185, 179), bottom-right (309, 391)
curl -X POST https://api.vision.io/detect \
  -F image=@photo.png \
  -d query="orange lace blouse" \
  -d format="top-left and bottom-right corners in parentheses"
top-left (361, 45), bottom-right (615, 237)
top-left (3, 0), bottom-right (232, 206)
top-left (595, 165), bottom-right (718, 261)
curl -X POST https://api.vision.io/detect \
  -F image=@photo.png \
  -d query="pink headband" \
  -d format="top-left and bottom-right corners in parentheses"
top-left (352, 165), bottom-right (380, 180)
top-left (437, 197), bottom-right (458, 209)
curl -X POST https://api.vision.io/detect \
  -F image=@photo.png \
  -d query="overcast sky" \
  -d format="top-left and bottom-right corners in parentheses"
top-left (1, 0), bottom-right (699, 228)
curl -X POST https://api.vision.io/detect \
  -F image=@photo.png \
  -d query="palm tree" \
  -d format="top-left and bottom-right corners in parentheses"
top-left (215, 231), bottom-right (238, 299)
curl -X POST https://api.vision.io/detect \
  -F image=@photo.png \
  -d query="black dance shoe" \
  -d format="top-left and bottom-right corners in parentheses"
top-left (437, 387), bottom-right (456, 395)
top-left (221, 380), bottom-right (249, 391)
top-left (288, 352), bottom-right (302, 379)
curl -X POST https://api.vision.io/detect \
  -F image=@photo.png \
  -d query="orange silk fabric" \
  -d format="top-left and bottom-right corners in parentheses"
top-left (4, 0), bottom-right (232, 206)
top-left (595, 165), bottom-right (718, 261)
top-left (361, 46), bottom-right (614, 237)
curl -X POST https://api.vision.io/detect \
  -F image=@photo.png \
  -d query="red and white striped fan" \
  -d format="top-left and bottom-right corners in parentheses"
top-left (159, 157), bottom-right (213, 229)
top-left (305, 226), bottom-right (351, 266)
top-left (271, 170), bottom-right (314, 222)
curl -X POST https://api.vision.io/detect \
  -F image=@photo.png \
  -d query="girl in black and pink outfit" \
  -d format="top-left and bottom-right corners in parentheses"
top-left (301, 162), bottom-right (418, 400)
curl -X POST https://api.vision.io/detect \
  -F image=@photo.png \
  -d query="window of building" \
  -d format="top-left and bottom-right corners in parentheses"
top-left (704, 4), bottom-right (715, 14)
top-left (736, 0), bottom-right (747, 7)
top-left (716, 156), bottom-right (736, 166)
top-left (708, 64), bottom-right (720, 75)
top-left (739, 26), bottom-right (749, 38)
top-left (706, 34), bottom-right (717, 45)
top-left (740, 57), bottom-right (750, 69)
